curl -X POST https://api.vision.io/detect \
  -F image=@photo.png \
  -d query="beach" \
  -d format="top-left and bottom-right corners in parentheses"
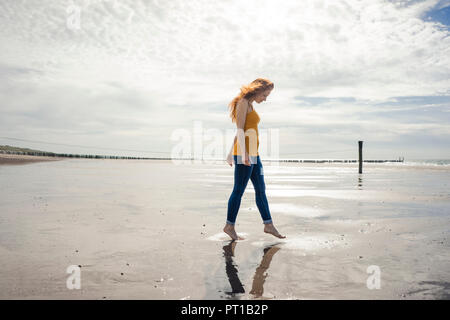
top-left (0, 157), bottom-right (449, 299)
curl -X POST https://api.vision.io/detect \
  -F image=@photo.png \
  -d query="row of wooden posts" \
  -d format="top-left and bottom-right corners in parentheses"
top-left (1, 141), bottom-right (404, 173)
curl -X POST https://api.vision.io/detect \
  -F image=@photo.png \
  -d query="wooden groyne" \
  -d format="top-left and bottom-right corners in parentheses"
top-left (0, 151), bottom-right (405, 163)
top-left (1, 139), bottom-right (405, 168)
top-left (0, 150), bottom-right (171, 160)
top-left (261, 158), bottom-right (404, 163)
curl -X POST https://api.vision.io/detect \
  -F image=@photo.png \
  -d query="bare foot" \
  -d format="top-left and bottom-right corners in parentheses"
top-left (264, 223), bottom-right (286, 239)
top-left (223, 224), bottom-right (245, 240)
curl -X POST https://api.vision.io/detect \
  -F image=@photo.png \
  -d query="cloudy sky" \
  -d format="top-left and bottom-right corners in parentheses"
top-left (0, 0), bottom-right (449, 160)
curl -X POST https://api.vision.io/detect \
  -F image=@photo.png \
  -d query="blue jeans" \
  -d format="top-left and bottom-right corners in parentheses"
top-left (227, 155), bottom-right (273, 225)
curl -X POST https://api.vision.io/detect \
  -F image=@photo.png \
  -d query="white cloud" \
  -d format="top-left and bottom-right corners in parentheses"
top-left (0, 0), bottom-right (449, 159)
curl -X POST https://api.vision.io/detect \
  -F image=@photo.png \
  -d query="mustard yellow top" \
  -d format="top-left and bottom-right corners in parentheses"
top-left (232, 109), bottom-right (260, 156)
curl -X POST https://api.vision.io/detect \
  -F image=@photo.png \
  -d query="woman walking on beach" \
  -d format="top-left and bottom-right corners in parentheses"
top-left (224, 78), bottom-right (286, 240)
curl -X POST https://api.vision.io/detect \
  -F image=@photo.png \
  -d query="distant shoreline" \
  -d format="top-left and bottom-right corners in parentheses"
top-left (0, 153), bottom-right (65, 165)
top-left (1, 153), bottom-right (449, 172)
top-left (1, 148), bottom-right (447, 167)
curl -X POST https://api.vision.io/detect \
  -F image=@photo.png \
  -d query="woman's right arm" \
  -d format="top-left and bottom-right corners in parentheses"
top-left (235, 99), bottom-right (250, 166)
top-left (228, 135), bottom-right (237, 155)
top-left (226, 135), bottom-right (236, 167)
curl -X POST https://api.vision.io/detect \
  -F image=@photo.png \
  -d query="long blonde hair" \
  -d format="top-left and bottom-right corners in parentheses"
top-left (228, 78), bottom-right (274, 123)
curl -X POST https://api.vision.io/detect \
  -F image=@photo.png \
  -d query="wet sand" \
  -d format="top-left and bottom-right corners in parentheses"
top-left (0, 158), bottom-right (449, 299)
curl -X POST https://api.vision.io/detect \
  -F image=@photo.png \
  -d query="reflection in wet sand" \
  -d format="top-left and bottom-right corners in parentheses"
top-left (222, 241), bottom-right (245, 296)
top-left (222, 241), bottom-right (282, 299)
top-left (249, 244), bottom-right (281, 298)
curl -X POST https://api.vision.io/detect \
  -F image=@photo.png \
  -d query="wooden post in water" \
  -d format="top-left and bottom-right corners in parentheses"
top-left (358, 140), bottom-right (363, 173)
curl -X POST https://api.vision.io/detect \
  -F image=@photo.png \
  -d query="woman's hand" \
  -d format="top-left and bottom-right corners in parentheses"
top-left (244, 152), bottom-right (251, 166)
top-left (226, 152), bottom-right (233, 167)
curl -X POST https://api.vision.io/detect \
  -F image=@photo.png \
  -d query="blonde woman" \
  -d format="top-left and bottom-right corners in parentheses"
top-left (224, 78), bottom-right (286, 240)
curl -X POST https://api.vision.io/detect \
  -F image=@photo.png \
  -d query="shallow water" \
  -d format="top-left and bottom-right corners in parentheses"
top-left (0, 158), bottom-right (449, 299)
